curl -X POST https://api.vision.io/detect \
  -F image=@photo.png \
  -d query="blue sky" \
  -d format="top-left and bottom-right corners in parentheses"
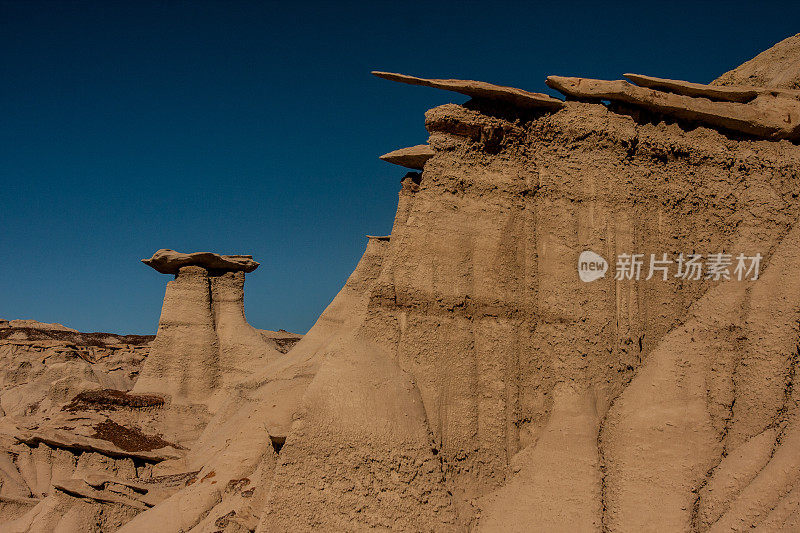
top-left (2, 1), bottom-right (798, 334)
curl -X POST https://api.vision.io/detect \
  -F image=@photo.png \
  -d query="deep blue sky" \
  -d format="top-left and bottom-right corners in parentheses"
top-left (1, 1), bottom-right (798, 334)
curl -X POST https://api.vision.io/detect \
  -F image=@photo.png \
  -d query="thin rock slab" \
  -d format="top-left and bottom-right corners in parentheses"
top-left (15, 429), bottom-right (183, 463)
top-left (546, 75), bottom-right (800, 140)
top-left (379, 144), bottom-right (435, 170)
top-left (372, 71), bottom-right (564, 110)
top-left (141, 249), bottom-right (259, 275)
top-left (624, 73), bottom-right (800, 102)
top-left (53, 478), bottom-right (149, 510)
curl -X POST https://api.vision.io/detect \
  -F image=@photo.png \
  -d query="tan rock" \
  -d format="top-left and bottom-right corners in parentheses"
top-left (0, 320), bottom-right (78, 332)
top-left (476, 384), bottom-right (602, 531)
top-left (135, 253), bottom-right (280, 409)
top-left (624, 73), bottom-right (761, 102)
top-left (52, 479), bottom-right (149, 510)
top-left (379, 144), bottom-right (435, 169)
top-left (14, 429), bottom-right (182, 463)
top-left (211, 271), bottom-right (276, 388)
top-left (625, 72), bottom-right (800, 101)
top-left (256, 329), bottom-right (303, 354)
top-left (372, 70), bottom-right (564, 110)
top-left (546, 75), bottom-right (800, 140)
top-left (713, 32), bottom-right (800, 89)
top-left (0, 495), bottom-right (39, 523)
top-left (0, 337), bottom-right (149, 418)
top-left (141, 249), bottom-right (259, 275)
top-left (134, 265), bottom-right (220, 405)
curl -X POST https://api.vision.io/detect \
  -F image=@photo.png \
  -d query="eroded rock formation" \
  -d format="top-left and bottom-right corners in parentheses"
top-left (141, 249), bottom-right (259, 275)
top-left (0, 325), bottom-right (152, 418)
top-left (545, 74), bottom-right (800, 140)
top-left (714, 33), bottom-right (800, 89)
top-left (4, 32), bottom-right (800, 532)
top-left (135, 250), bottom-right (280, 409)
top-left (0, 318), bottom-right (300, 531)
top-left (379, 144), bottom-right (435, 169)
top-left (0, 322), bottom-right (171, 530)
top-left (372, 71), bottom-right (564, 110)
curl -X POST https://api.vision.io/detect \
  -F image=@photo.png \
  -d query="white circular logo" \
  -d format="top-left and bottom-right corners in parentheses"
top-left (578, 251), bottom-right (608, 282)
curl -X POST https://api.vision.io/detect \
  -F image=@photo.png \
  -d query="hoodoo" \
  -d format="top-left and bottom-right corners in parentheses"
top-left (134, 249), bottom-right (279, 408)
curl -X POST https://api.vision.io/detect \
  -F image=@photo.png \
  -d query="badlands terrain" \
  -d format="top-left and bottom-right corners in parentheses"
top-left (2, 33), bottom-right (800, 531)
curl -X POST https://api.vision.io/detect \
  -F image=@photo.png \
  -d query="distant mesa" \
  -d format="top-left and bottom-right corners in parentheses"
top-left (0, 318), bottom-right (77, 332)
top-left (141, 249), bottom-right (259, 274)
top-left (379, 144), bottom-right (435, 170)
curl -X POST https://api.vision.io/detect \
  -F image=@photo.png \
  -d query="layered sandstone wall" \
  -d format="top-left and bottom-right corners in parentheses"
top-left (363, 98), bottom-right (800, 529)
top-left (212, 271), bottom-right (278, 388)
top-left (134, 265), bottom-right (219, 404)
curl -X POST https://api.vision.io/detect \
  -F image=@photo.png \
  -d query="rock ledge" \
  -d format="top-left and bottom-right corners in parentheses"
top-left (141, 249), bottom-right (259, 274)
